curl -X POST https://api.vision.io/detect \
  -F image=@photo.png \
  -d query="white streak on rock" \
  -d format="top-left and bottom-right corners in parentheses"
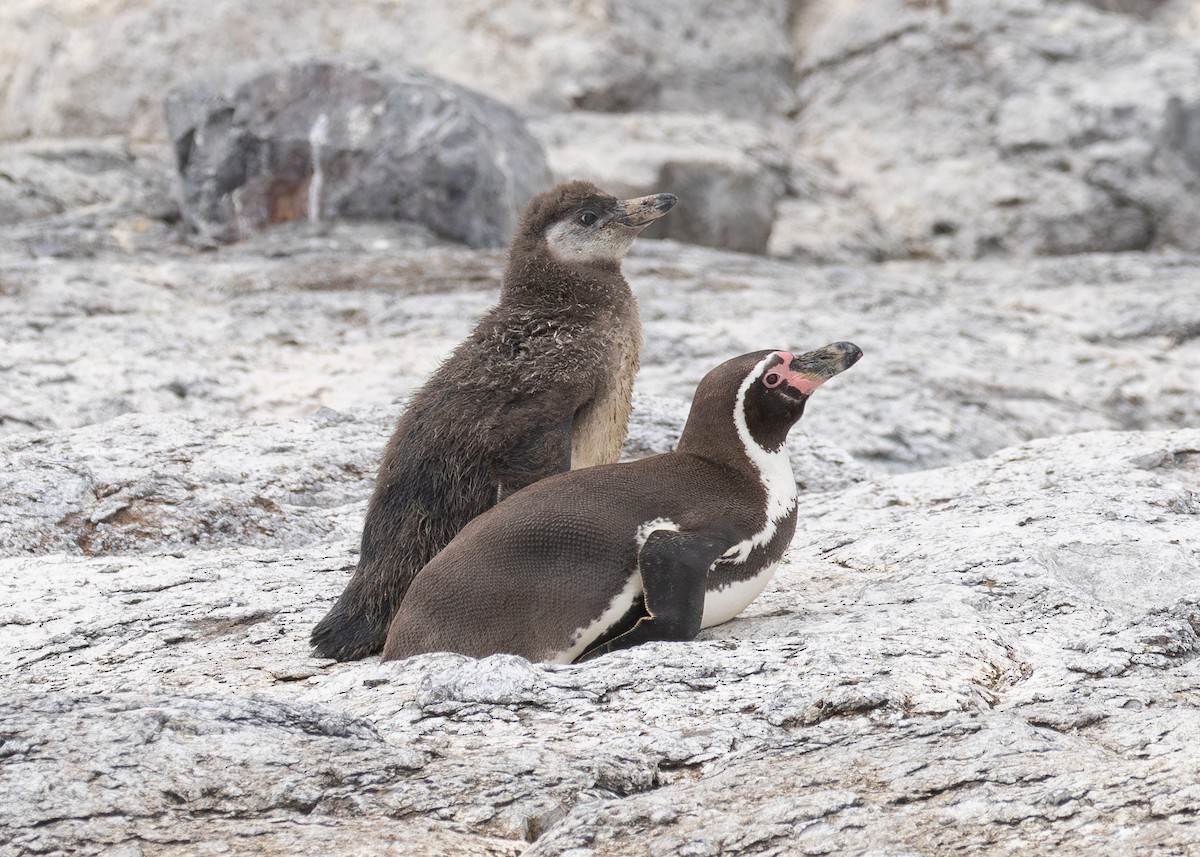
top-left (307, 112), bottom-right (329, 225)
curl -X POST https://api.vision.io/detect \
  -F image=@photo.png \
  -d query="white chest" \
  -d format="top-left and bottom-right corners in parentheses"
top-left (571, 322), bottom-right (641, 469)
top-left (701, 560), bottom-right (782, 628)
top-left (699, 354), bottom-right (799, 627)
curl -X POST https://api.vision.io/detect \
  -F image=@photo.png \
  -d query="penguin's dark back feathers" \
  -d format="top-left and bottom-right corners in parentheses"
top-left (381, 453), bottom-right (769, 662)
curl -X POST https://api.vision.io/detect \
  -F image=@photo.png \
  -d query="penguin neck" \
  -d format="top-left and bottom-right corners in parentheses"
top-left (676, 382), bottom-right (798, 513)
top-left (501, 246), bottom-right (629, 310)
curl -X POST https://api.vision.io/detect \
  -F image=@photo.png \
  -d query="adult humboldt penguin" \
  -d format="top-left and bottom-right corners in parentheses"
top-left (311, 181), bottom-right (677, 661)
top-left (381, 342), bottom-right (863, 664)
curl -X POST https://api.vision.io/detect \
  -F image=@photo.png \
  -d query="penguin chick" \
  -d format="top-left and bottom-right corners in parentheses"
top-left (311, 181), bottom-right (677, 661)
top-left (380, 342), bottom-right (864, 664)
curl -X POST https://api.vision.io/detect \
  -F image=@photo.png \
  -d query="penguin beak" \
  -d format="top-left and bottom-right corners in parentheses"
top-left (613, 193), bottom-right (677, 228)
top-left (781, 342), bottom-right (863, 395)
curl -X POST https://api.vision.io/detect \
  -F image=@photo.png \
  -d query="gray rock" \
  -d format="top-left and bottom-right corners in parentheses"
top-left (791, 0), bottom-right (1200, 259)
top-left (0, 409), bottom-right (378, 557)
top-left (530, 111), bottom-right (789, 254)
top-left (653, 159), bottom-right (782, 254)
top-left (4, 233), bottom-right (1200, 475)
top-left (435, 0), bottom-right (797, 119)
top-left (629, 244), bottom-right (1200, 473)
top-left (0, 0), bottom-right (794, 141)
top-left (2, 429), bottom-right (1197, 855)
top-left (0, 389), bottom-right (862, 559)
top-left (164, 59), bottom-right (551, 247)
top-left (0, 246), bottom-right (505, 437)
top-left (0, 692), bottom-right (522, 856)
top-left (0, 139), bottom-right (180, 257)
top-left (767, 156), bottom-right (905, 262)
top-left (0, 140), bottom-right (175, 225)
top-left (1070, 0), bottom-right (1172, 19)
top-left (14, 0), bottom-right (1200, 263)
top-left (6, 2), bottom-right (1200, 852)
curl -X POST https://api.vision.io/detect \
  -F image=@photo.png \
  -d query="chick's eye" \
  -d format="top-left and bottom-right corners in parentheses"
top-left (763, 371), bottom-right (784, 388)
top-left (579, 211), bottom-right (598, 226)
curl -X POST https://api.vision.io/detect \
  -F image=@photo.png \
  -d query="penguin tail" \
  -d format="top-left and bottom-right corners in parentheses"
top-left (309, 600), bottom-right (385, 661)
top-left (309, 566), bottom-right (396, 661)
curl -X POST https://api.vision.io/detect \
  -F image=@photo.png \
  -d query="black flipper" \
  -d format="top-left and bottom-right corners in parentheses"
top-left (578, 529), bottom-right (728, 661)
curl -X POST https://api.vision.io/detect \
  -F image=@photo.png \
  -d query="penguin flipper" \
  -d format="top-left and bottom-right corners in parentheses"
top-left (577, 530), bottom-right (726, 661)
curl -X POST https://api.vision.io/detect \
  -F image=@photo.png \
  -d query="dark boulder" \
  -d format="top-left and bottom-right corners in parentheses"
top-left (165, 59), bottom-right (552, 247)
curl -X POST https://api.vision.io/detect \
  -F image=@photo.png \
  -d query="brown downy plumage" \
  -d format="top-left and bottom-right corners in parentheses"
top-left (311, 181), bottom-right (677, 661)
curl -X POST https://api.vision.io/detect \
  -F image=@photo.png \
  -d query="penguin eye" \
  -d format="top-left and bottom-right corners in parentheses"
top-left (578, 211), bottom-right (598, 226)
top-left (763, 371), bottom-right (784, 389)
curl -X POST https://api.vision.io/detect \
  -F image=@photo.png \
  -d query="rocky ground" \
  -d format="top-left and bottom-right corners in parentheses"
top-left (3, 230), bottom-right (1198, 856)
top-left (3, 0), bottom-right (1200, 855)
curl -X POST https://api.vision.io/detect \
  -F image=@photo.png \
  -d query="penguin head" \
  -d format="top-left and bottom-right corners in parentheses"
top-left (740, 343), bottom-right (863, 450)
top-left (680, 343), bottom-right (863, 457)
top-left (513, 180), bottom-right (677, 269)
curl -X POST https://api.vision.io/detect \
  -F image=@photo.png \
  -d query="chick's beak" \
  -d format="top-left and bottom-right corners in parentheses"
top-left (613, 192), bottom-right (677, 228)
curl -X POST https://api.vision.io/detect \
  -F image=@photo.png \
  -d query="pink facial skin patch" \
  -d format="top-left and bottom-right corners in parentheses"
top-left (764, 351), bottom-right (826, 396)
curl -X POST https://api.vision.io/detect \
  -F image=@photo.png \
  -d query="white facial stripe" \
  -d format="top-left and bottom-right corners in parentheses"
top-left (723, 354), bottom-right (798, 565)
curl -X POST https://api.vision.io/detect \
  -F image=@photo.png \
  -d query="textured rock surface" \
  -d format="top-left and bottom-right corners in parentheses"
top-left (165, 59), bottom-right (551, 246)
top-left (2, 226), bottom-right (1199, 857)
top-left (3, 430), bottom-right (1198, 855)
top-left (795, 0), bottom-right (1200, 259)
top-left (0, 402), bottom-right (864, 559)
top-left (0, 138), bottom-right (180, 256)
top-left (531, 111), bottom-right (788, 253)
top-left (767, 149), bottom-right (916, 263)
top-left (8, 0), bottom-right (1200, 258)
top-left (0, 139), bottom-right (175, 227)
top-left (0, 0), bottom-right (795, 141)
top-left (4, 236), bottom-right (1199, 472)
top-left (5, 2), bottom-right (1200, 853)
